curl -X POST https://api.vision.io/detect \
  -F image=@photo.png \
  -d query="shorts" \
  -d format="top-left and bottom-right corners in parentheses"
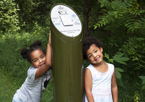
top-left (12, 92), bottom-right (23, 102)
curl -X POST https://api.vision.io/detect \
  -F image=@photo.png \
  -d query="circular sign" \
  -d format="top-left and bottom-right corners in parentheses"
top-left (50, 4), bottom-right (82, 37)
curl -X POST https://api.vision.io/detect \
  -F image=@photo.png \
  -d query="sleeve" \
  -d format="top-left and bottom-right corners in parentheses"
top-left (45, 70), bottom-right (50, 76)
top-left (27, 66), bottom-right (38, 81)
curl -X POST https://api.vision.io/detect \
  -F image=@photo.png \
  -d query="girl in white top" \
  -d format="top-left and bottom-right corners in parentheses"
top-left (83, 37), bottom-right (118, 102)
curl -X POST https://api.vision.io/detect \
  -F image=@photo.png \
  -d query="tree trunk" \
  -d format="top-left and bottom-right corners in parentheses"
top-left (83, 0), bottom-right (90, 37)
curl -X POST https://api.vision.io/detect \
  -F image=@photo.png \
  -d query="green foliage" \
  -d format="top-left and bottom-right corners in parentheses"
top-left (94, 0), bottom-right (145, 33)
top-left (120, 37), bottom-right (145, 91)
top-left (118, 69), bottom-right (145, 102)
top-left (15, 0), bottom-right (52, 31)
top-left (139, 76), bottom-right (145, 90)
top-left (94, 0), bottom-right (127, 29)
top-left (104, 52), bottom-right (129, 86)
top-left (0, 0), bottom-right (20, 33)
top-left (134, 91), bottom-right (140, 102)
top-left (115, 68), bottom-right (124, 79)
top-left (113, 52), bottom-right (130, 65)
top-left (120, 37), bottom-right (145, 70)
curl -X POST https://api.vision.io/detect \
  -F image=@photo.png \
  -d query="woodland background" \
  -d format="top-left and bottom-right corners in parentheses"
top-left (0, 0), bottom-right (145, 102)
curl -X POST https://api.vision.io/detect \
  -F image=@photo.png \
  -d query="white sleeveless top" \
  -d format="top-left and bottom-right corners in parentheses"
top-left (84, 63), bottom-right (114, 102)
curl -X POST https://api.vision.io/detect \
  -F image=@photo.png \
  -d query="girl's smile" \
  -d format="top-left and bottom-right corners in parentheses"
top-left (30, 49), bottom-right (46, 68)
top-left (95, 56), bottom-right (101, 61)
top-left (86, 44), bottom-right (103, 65)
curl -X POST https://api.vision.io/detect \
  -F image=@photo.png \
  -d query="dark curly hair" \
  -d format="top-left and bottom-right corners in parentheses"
top-left (83, 37), bottom-right (103, 59)
top-left (21, 40), bottom-right (46, 63)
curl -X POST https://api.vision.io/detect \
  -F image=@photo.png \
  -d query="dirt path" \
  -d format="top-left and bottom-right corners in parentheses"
top-left (0, 70), bottom-right (18, 102)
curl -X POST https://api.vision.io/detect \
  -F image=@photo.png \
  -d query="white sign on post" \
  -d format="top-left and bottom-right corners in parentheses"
top-left (51, 5), bottom-right (82, 37)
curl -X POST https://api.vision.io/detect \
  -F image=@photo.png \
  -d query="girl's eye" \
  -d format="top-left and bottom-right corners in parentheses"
top-left (40, 54), bottom-right (45, 58)
top-left (95, 50), bottom-right (98, 53)
top-left (88, 55), bottom-right (92, 58)
top-left (33, 59), bottom-right (38, 62)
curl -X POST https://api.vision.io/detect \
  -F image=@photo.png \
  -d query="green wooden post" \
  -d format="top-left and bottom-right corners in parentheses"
top-left (50, 4), bottom-right (84, 102)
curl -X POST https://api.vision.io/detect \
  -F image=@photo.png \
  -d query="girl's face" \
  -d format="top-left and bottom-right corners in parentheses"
top-left (30, 49), bottom-right (46, 68)
top-left (86, 44), bottom-right (103, 65)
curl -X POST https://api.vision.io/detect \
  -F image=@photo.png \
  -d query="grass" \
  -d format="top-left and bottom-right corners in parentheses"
top-left (0, 69), bottom-right (18, 102)
top-left (0, 69), bottom-right (54, 102)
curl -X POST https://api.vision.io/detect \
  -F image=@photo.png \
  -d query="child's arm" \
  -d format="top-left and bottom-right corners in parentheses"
top-left (35, 31), bottom-right (52, 80)
top-left (111, 67), bottom-right (118, 102)
top-left (45, 31), bottom-right (52, 66)
top-left (85, 68), bottom-right (95, 102)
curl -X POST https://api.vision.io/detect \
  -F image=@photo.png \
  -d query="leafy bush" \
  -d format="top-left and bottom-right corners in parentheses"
top-left (118, 36), bottom-right (145, 101)
top-left (120, 37), bottom-right (145, 71)
top-left (0, 0), bottom-right (20, 33)
top-left (95, 0), bottom-right (145, 33)
top-left (139, 76), bottom-right (145, 90)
